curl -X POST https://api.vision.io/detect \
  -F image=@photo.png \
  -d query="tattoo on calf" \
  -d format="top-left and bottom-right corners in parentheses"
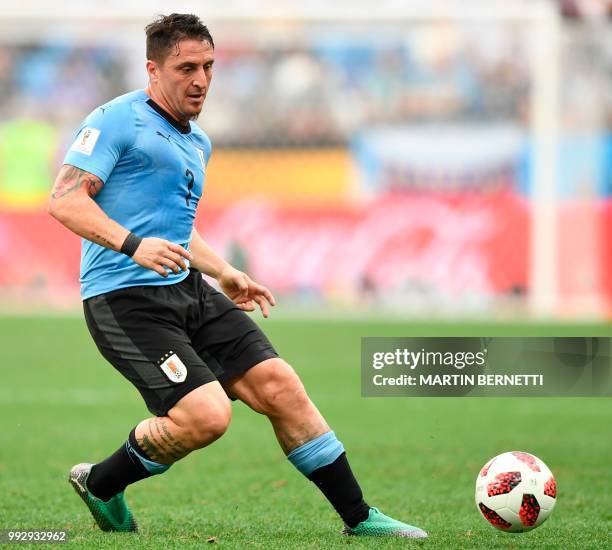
top-left (51, 165), bottom-right (103, 199)
top-left (139, 434), bottom-right (163, 462)
top-left (137, 418), bottom-right (190, 463)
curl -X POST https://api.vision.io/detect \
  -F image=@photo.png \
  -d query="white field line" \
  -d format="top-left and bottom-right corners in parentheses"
top-left (0, 388), bottom-right (133, 406)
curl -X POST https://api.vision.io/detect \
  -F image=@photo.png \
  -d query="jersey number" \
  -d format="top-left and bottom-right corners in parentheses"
top-left (185, 169), bottom-right (194, 207)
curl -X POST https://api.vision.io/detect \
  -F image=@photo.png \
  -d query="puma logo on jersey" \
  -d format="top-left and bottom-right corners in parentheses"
top-left (196, 148), bottom-right (205, 170)
top-left (156, 131), bottom-right (171, 143)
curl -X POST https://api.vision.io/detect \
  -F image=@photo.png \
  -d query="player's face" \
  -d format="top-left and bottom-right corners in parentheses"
top-left (151, 39), bottom-right (214, 122)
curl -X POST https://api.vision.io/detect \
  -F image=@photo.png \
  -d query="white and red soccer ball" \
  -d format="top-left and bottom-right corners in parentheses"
top-left (475, 451), bottom-right (556, 533)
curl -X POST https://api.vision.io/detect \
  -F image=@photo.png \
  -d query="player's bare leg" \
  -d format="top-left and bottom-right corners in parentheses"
top-left (224, 358), bottom-right (329, 452)
top-left (224, 358), bottom-right (428, 538)
top-left (133, 381), bottom-right (232, 463)
top-left (69, 381), bottom-right (231, 532)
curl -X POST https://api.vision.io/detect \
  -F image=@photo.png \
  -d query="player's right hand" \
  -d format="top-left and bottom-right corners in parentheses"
top-left (131, 237), bottom-right (193, 277)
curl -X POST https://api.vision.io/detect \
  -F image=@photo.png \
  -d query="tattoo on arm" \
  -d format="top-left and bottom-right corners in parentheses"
top-left (50, 165), bottom-right (103, 200)
top-left (93, 233), bottom-right (114, 248)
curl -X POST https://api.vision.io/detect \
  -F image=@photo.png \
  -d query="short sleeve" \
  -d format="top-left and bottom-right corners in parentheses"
top-left (63, 103), bottom-right (134, 183)
top-left (204, 134), bottom-right (212, 165)
top-left (198, 132), bottom-right (212, 166)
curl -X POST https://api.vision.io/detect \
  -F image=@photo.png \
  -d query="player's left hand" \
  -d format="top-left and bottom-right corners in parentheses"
top-left (218, 266), bottom-right (276, 318)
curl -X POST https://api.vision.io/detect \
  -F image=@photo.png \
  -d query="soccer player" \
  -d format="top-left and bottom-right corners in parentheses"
top-left (48, 13), bottom-right (427, 539)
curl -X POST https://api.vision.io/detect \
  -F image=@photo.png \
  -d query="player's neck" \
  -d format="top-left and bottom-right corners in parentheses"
top-left (144, 87), bottom-right (189, 128)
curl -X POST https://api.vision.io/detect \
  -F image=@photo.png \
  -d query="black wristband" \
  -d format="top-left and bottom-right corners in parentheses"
top-left (120, 232), bottom-right (143, 257)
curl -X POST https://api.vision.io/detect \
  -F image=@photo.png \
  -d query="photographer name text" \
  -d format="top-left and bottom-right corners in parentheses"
top-left (370, 348), bottom-right (543, 387)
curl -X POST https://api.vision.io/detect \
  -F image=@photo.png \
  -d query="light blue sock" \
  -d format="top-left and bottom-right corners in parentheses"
top-left (125, 440), bottom-right (172, 475)
top-left (287, 431), bottom-right (345, 476)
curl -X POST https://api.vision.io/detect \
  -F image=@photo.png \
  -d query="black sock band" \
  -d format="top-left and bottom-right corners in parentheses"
top-left (308, 452), bottom-right (370, 528)
top-left (86, 427), bottom-right (153, 501)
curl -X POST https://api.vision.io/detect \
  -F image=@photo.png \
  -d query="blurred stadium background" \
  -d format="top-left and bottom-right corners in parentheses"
top-left (1, 2), bottom-right (611, 547)
top-left (0, 0), bottom-right (610, 321)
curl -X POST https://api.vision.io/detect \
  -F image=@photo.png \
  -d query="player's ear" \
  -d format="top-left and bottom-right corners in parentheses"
top-left (146, 60), bottom-right (160, 83)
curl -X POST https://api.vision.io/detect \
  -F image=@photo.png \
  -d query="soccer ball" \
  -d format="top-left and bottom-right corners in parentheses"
top-left (475, 451), bottom-right (556, 533)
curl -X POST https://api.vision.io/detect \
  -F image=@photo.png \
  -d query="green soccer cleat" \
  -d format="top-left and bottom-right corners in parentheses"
top-left (68, 463), bottom-right (138, 533)
top-left (342, 507), bottom-right (428, 538)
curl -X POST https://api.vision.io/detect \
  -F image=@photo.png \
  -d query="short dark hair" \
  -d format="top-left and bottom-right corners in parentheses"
top-left (145, 13), bottom-right (214, 63)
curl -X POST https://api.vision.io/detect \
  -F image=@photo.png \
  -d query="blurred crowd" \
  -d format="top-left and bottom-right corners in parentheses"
top-left (0, 43), bottom-right (126, 126)
top-left (0, 20), bottom-right (609, 149)
top-left (208, 24), bottom-right (531, 147)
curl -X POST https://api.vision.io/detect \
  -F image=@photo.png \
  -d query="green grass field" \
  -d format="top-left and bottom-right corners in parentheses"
top-left (2, 317), bottom-right (611, 549)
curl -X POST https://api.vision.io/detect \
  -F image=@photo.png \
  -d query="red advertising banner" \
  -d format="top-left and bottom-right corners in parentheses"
top-left (1, 194), bottom-right (609, 316)
top-left (196, 193), bottom-right (529, 298)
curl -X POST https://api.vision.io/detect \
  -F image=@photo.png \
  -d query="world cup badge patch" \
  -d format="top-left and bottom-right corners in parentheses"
top-left (70, 127), bottom-right (100, 156)
top-left (159, 352), bottom-right (187, 383)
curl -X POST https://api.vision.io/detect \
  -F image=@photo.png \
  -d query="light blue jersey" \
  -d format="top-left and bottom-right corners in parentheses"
top-left (63, 90), bottom-right (211, 300)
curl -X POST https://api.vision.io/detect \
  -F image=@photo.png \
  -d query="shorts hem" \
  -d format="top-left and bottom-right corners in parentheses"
top-left (149, 374), bottom-right (217, 417)
top-left (216, 348), bottom-right (279, 385)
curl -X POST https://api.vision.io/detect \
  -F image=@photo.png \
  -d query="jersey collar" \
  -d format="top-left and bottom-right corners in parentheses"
top-left (146, 98), bottom-right (191, 134)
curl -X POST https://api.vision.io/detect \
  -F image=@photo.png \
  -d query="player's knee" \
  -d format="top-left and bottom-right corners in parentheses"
top-left (190, 399), bottom-right (231, 447)
top-left (172, 384), bottom-right (232, 449)
top-left (257, 360), bottom-right (310, 417)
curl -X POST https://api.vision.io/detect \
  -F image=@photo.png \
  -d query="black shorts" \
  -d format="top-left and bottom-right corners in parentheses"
top-left (83, 270), bottom-right (278, 416)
